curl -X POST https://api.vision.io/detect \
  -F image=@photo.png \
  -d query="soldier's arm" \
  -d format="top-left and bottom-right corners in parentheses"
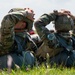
top-left (7, 11), bottom-right (33, 31)
top-left (35, 13), bottom-right (56, 26)
top-left (7, 11), bottom-right (28, 24)
top-left (34, 13), bottom-right (56, 40)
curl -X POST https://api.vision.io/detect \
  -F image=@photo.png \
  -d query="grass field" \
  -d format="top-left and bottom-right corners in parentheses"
top-left (0, 64), bottom-right (75, 75)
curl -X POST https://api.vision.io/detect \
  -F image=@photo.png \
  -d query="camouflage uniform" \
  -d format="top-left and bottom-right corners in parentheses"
top-left (34, 10), bottom-right (75, 67)
top-left (0, 9), bottom-right (33, 54)
top-left (0, 8), bottom-right (35, 69)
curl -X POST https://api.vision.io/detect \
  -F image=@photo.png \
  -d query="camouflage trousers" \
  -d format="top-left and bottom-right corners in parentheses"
top-left (0, 15), bottom-right (15, 54)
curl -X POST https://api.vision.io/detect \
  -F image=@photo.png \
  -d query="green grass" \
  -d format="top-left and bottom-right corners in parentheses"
top-left (0, 65), bottom-right (75, 75)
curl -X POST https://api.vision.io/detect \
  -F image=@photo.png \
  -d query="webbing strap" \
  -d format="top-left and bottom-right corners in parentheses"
top-left (55, 33), bottom-right (73, 51)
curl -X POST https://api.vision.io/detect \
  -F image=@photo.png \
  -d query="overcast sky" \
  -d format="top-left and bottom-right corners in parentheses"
top-left (0, 0), bottom-right (75, 30)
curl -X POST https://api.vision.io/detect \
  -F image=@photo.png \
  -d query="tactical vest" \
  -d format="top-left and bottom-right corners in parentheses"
top-left (54, 15), bottom-right (74, 32)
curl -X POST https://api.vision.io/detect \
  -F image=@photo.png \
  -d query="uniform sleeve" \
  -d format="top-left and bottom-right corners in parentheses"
top-left (8, 11), bottom-right (28, 24)
top-left (35, 13), bottom-right (56, 26)
top-left (34, 13), bottom-right (56, 40)
top-left (7, 11), bottom-right (33, 31)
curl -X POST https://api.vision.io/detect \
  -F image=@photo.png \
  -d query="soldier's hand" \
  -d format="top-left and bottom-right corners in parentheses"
top-left (25, 8), bottom-right (35, 21)
top-left (58, 9), bottom-right (71, 16)
top-left (61, 9), bottom-right (71, 14)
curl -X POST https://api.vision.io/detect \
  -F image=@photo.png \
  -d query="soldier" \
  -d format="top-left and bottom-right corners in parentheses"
top-left (0, 8), bottom-right (35, 69)
top-left (34, 9), bottom-right (75, 67)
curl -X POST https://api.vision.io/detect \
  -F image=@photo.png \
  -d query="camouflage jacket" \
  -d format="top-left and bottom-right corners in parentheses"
top-left (0, 8), bottom-right (33, 55)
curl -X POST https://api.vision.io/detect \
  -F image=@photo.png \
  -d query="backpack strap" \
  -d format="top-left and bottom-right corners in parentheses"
top-left (55, 33), bottom-right (73, 52)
